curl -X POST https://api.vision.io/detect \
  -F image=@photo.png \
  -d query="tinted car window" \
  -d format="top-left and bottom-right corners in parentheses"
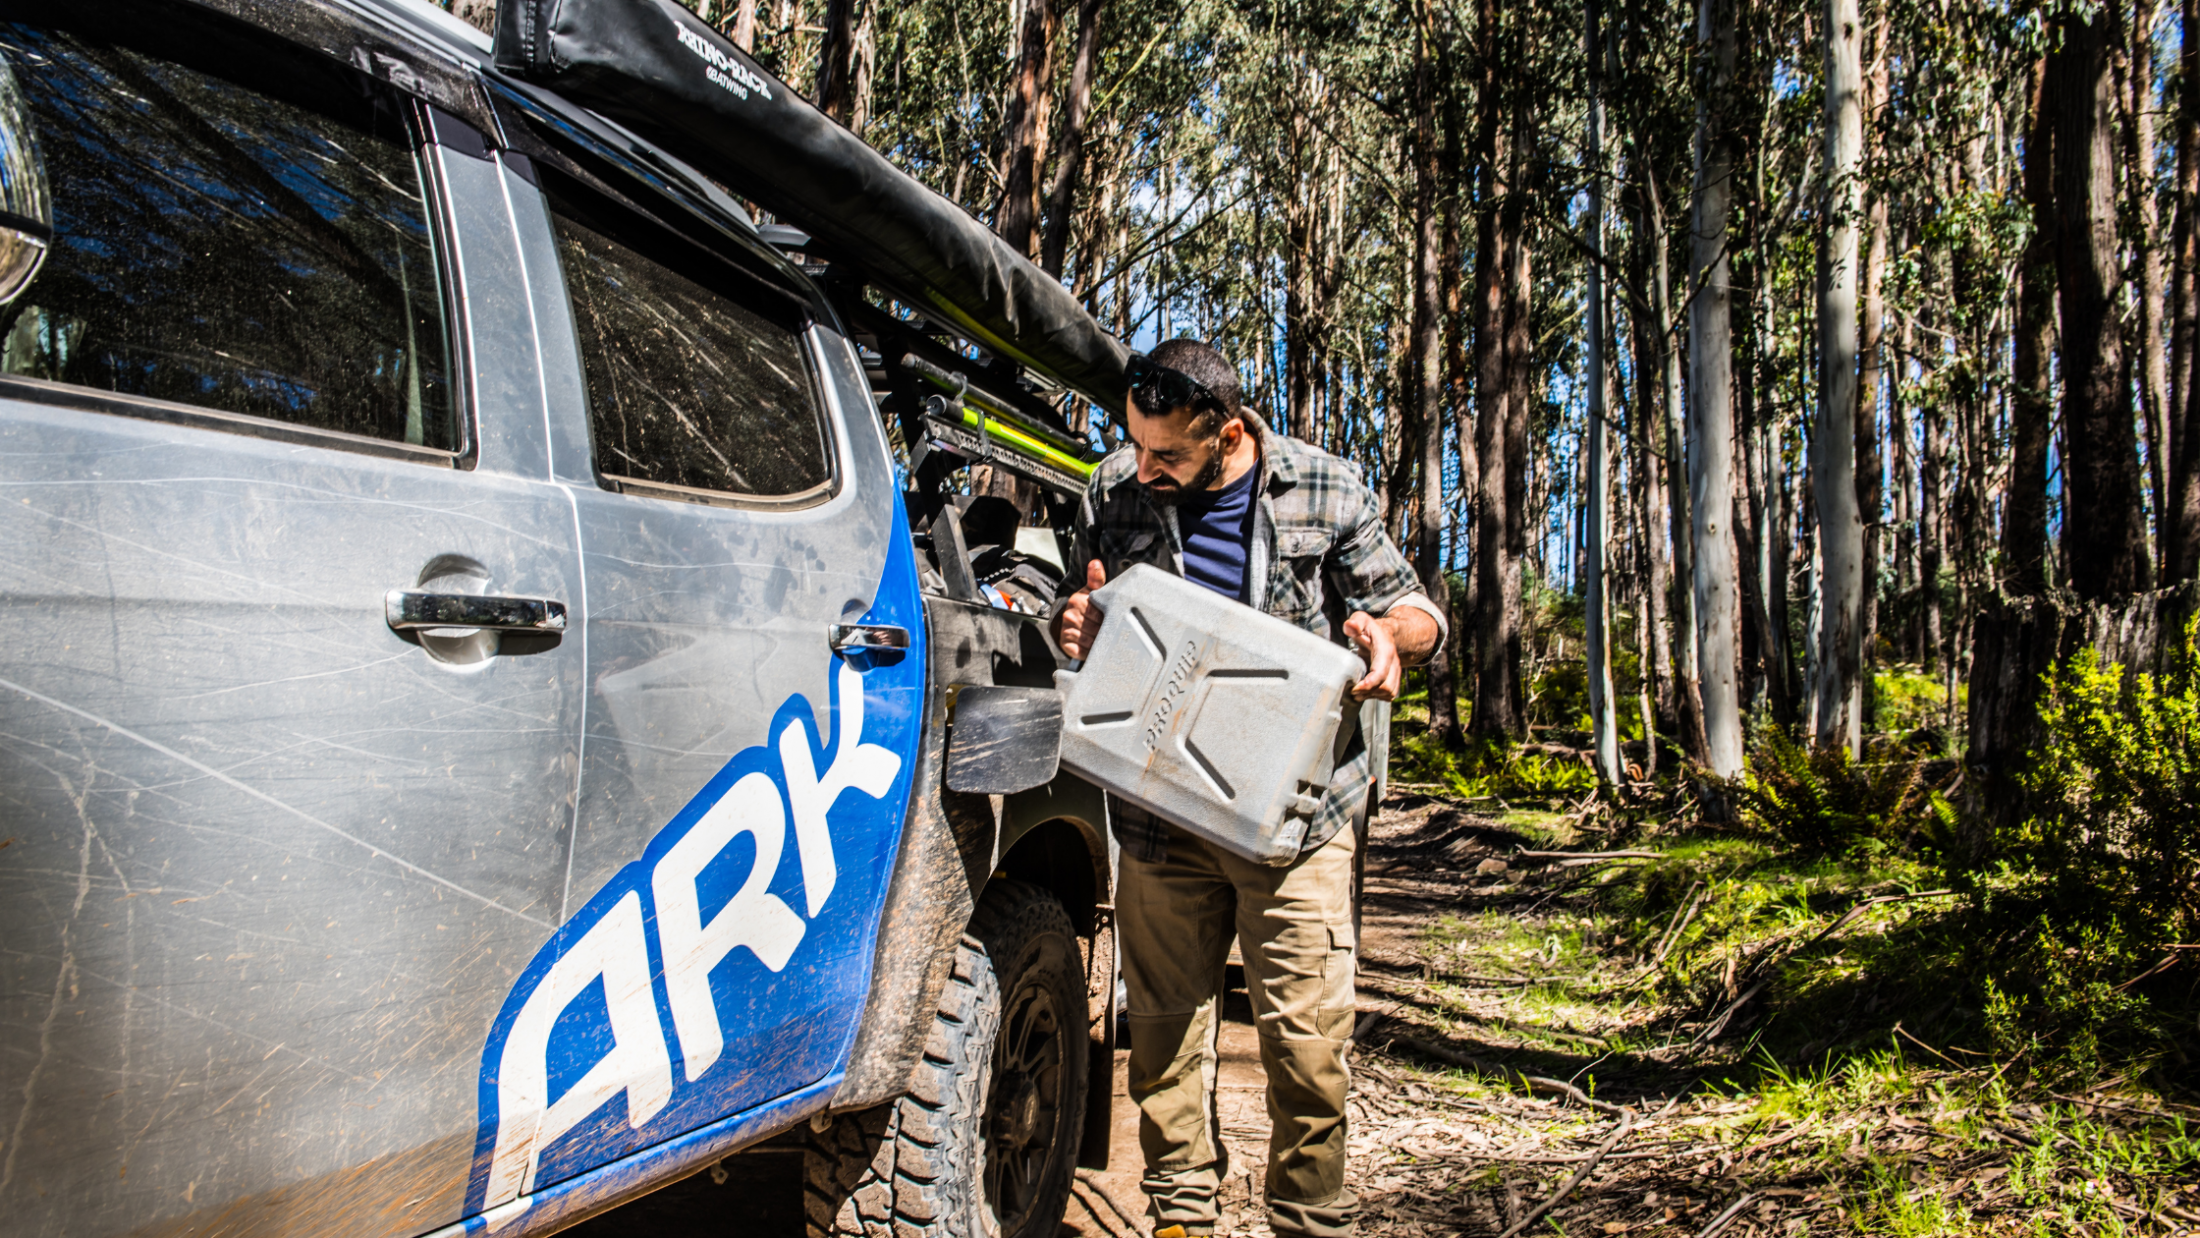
top-left (0, 13), bottom-right (458, 450)
top-left (550, 191), bottom-right (830, 500)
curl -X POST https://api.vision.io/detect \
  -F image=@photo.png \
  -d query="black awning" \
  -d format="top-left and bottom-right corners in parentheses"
top-left (492, 0), bottom-right (1128, 413)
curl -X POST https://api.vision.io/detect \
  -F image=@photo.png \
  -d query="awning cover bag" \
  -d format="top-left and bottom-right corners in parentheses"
top-left (493, 0), bottom-right (1129, 410)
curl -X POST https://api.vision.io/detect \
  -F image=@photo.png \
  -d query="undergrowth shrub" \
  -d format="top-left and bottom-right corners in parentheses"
top-left (1873, 663), bottom-right (1961, 749)
top-left (2006, 639), bottom-right (2200, 933)
top-left (1729, 728), bottom-right (1945, 857)
top-left (1387, 728), bottom-right (1597, 802)
top-left (1975, 633), bottom-right (2200, 1072)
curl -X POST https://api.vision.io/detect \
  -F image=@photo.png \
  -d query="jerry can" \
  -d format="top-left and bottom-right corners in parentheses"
top-left (1053, 564), bottom-right (1366, 864)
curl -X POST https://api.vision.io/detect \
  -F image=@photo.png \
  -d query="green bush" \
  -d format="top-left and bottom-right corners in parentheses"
top-left (2007, 638), bottom-right (2200, 934)
top-left (1968, 629), bottom-right (2200, 1074)
top-left (1730, 728), bottom-right (1940, 856)
top-left (1873, 663), bottom-right (1961, 748)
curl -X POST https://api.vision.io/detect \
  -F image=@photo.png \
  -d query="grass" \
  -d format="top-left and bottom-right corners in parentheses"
top-left (1362, 799), bottom-right (2200, 1233)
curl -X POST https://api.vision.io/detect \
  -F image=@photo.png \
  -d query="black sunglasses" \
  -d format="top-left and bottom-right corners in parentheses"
top-left (1126, 355), bottom-right (1224, 417)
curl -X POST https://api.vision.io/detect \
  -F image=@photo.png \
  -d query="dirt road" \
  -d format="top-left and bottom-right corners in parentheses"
top-left (1062, 792), bottom-right (1811, 1238)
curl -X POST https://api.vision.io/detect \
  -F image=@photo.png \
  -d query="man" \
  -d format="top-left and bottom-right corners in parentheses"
top-left (1051, 339), bottom-right (1444, 1238)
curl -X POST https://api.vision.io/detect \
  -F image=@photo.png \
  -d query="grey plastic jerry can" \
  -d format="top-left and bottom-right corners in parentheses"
top-left (1053, 564), bottom-right (1366, 865)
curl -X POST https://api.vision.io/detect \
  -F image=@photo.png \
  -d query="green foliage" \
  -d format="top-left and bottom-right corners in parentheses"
top-left (1872, 663), bottom-right (1957, 747)
top-left (1969, 632), bottom-right (2200, 1072)
top-left (1387, 727), bottom-right (1596, 804)
top-left (2007, 639), bottom-right (2200, 936)
top-left (1729, 729), bottom-right (1939, 858)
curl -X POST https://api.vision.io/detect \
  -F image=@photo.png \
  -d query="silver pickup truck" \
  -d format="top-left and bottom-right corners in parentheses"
top-left (0, 1), bottom-right (1128, 1235)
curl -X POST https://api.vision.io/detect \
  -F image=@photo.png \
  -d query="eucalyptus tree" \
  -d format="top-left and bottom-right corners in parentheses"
top-left (1814, 0), bottom-right (1866, 754)
top-left (1584, 0), bottom-right (1621, 782)
top-left (1688, 0), bottom-right (1745, 779)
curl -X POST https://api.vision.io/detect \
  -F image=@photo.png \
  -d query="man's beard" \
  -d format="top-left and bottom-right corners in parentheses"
top-left (1144, 443), bottom-right (1226, 505)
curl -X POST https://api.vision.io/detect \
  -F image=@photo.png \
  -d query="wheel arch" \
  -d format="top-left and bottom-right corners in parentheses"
top-left (994, 779), bottom-right (1111, 936)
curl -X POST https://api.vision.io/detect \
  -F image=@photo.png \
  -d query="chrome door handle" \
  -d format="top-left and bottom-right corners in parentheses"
top-left (831, 623), bottom-right (909, 651)
top-left (386, 590), bottom-right (568, 633)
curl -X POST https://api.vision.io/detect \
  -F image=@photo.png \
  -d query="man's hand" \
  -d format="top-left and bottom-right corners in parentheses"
top-left (1343, 606), bottom-right (1440, 701)
top-left (1053, 560), bottom-right (1109, 659)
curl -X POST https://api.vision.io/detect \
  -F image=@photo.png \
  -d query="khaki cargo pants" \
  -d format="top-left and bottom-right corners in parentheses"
top-left (1118, 822), bottom-right (1358, 1238)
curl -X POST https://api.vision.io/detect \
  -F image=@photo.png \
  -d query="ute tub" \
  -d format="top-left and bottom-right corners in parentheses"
top-left (1053, 566), bottom-right (1364, 866)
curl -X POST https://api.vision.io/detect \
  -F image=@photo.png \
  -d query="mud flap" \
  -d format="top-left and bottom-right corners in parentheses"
top-left (1078, 903), bottom-right (1118, 1170)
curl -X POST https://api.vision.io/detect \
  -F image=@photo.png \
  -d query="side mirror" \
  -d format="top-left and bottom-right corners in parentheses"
top-left (0, 55), bottom-right (50, 307)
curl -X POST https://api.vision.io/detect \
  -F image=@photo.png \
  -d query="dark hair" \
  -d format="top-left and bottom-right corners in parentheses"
top-left (1145, 338), bottom-right (1242, 439)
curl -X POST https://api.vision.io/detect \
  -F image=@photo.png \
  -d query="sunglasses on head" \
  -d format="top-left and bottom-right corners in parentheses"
top-left (1126, 355), bottom-right (1225, 418)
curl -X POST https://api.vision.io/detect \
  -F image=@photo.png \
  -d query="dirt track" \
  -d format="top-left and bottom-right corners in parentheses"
top-left (1062, 792), bottom-right (1784, 1238)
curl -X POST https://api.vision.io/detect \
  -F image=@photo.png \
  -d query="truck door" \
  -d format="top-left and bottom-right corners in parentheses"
top-left (462, 154), bottom-right (924, 1218)
top-left (0, 11), bottom-right (583, 1238)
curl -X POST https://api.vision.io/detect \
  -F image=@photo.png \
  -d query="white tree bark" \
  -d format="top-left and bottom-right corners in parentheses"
top-left (1813, 0), bottom-right (1866, 754)
top-left (1585, 0), bottom-right (1620, 784)
top-left (1688, 0), bottom-right (1745, 779)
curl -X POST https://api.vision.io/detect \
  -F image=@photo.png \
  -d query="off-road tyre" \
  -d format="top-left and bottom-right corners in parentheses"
top-left (801, 880), bottom-right (1089, 1238)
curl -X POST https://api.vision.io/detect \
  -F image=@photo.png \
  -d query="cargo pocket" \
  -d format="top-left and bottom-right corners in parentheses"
top-left (1319, 919), bottom-right (1358, 1039)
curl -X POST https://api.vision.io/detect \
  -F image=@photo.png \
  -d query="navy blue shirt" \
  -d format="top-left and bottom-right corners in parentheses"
top-left (1173, 462), bottom-right (1258, 601)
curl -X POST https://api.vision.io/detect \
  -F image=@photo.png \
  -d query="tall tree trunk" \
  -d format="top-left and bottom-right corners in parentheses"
top-left (729, 0), bottom-right (757, 50)
top-left (1743, 262), bottom-right (1792, 724)
top-left (1628, 233), bottom-right (1679, 743)
top-left (1285, 94), bottom-right (1321, 442)
top-left (2054, 6), bottom-right (2154, 598)
top-left (1471, 0), bottom-right (1522, 739)
top-left (1813, 0), bottom-right (1865, 753)
top-left (1855, 18), bottom-right (1886, 709)
top-left (1445, 127), bottom-right (1479, 704)
top-left (1891, 305), bottom-right (1915, 642)
top-left (1858, 193), bottom-right (1887, 710)
top-left (1584, 0), bottom-right (1619, 782)
top-left (1646, 159), bottom-right (1707, 761)
top-left (1040, 0), bottom-right (1103, 277)
top-left (2006, 57), bottom-right (2056, 596)
top-left (2130, 2), bottom-right (2172, 551)
top-left (1920, 358), bottom-right (1945, 669)
top-left (815, 0), bottom-right (856, 123)
top-left (2168, 0), bottom-right (2200, 583)
top-left (1410, 1), bottom-right (1460, 747)
top-left (1688, 0), bottom-right (1745, 778)
top-left (996, 0), bottom-right (1059, 258)
top-left (1501, 111), bottom-right (1538, 734)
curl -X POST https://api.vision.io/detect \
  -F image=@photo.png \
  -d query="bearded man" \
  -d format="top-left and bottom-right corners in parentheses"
top-left (1051, 338), bottom-right (1444, 1238)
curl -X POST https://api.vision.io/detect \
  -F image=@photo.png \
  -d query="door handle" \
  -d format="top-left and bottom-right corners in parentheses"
top-left (831, 623), bottom-right (909, 651)
top-left (386, 589), bottom-right (568, 634)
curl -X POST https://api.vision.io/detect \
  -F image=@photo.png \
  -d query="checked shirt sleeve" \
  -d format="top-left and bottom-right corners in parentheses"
top-left (1316, 460), bottom-right (1449, 654)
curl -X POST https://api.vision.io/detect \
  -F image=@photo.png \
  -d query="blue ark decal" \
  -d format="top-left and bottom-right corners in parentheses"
top-left (465, 535), bottom-right (925, 1230)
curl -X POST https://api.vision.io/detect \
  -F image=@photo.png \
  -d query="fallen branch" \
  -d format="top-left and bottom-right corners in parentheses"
top-left (1759, 889), bottom-right (1956, 979)
top-left (1072, 1170), bottom-right (1145, 1238)
top-left (1649, 883), bottom-right (1708, 967)
top-left (1693, 977), bottom-right (1771, 1046)
top-left (1390, 1035), bottom-right (1627, 1115)
top-left (1696, 889), bottom-right (1957, 1041)
top-left (1494, 1105), bottom-right (1636, 1238)
top-left (1515, 849), bottom-right (1665, 861)
top-left (1734, 1116), bottom-right (1817, 1158)
top-left (1692, 1191), bottom-right (1758, 1238)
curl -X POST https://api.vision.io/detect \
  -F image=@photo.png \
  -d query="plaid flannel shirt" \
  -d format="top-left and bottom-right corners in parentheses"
top-left (1060, 419), bottom-right (1447, 863)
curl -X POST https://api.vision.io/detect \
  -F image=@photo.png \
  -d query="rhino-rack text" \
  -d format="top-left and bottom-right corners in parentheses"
top-left (674, 21), bottom-right (771, 101)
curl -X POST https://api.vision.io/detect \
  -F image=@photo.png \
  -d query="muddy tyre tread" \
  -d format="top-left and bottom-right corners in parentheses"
top-left (803, 881), bottom-right (1084, 1238)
